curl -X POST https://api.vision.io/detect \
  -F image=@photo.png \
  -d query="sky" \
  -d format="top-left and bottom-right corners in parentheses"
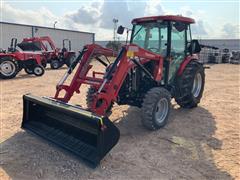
top-left (0, 0), bottom-right (239, 40)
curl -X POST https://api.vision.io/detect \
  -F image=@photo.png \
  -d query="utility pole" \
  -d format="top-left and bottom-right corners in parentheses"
top-left (113, 18), bottom-right (118, 42)
top-left (31, 26), bottom-right (39, 37)
top-left (54, 21), bottom-right (58, 29)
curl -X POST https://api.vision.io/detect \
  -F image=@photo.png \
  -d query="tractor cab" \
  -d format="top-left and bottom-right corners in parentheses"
top-left (118, 15), bottom-right (201, 82)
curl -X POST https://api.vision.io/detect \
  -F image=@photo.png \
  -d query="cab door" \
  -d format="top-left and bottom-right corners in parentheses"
top-left (168, 22), bottom-right (188, 82)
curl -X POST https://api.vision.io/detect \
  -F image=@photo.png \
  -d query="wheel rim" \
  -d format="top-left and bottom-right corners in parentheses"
top-left (53, 62), bottom-right (59, 68)
top-left (34, 67), bottom-right (42, 75)
top-left (155, 98), bottom-right (169, 124)
top-left (26, 68), bottom-right (33, 73)
top-left (192, 73), bottom-right (202, 98)
top-left (0, 61), bottom-right (16, 76)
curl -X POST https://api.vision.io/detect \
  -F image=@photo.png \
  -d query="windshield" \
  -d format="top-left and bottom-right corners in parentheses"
top-left (131, 21), bottom-right (168, 55)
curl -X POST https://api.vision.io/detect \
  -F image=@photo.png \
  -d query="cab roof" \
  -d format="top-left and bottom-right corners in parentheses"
top-left (132, 15), bottom-right (195, 24)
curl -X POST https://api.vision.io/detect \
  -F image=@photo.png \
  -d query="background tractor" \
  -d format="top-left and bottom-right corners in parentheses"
top-left (21, 36), bottom-right (76, 69)
top-left (22, 15), bottom-right (205, 167)
top-left (0, 38), bottom-right (45, 79)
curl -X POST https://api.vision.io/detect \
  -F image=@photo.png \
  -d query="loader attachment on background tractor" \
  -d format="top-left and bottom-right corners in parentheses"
top-left (21, 44), bottom-right (119, 167)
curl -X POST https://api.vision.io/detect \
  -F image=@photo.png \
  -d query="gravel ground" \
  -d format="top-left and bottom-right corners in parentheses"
top-left (0, 63), bottom-right (239, 180)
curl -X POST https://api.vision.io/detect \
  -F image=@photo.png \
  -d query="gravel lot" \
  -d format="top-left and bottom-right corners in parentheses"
top-left (0, 64), bottom-right (239, 179)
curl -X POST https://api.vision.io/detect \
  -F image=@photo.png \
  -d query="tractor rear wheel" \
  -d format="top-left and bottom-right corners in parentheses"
top-left (141, 87), bottom-right (171, 130)
top-left (86, 86), bottom-right (113, 116)
top-left (65, 54), bottom-right (76, 67)
top-left (0, 57), bottom-right (18, 79)
top-left (175, 60), bottom-right (205, 108)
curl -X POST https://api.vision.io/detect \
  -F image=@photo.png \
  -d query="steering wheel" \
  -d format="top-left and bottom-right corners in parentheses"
top-left (148, 47), bottom-right (159, 53)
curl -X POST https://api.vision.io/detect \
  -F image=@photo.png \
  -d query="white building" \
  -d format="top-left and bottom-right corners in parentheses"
top-left (0, 22), bottom-right (95, 52)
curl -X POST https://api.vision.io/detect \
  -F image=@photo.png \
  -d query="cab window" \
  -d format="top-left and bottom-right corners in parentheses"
top-left (131, 22), bottom-right (168, 55)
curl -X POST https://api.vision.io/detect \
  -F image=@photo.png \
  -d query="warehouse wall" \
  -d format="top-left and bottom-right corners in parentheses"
top-left (0, 22), bottom-right (94, 52)
top-left (34, 27), bottom-right (94, 52)
top-left (0, 23), bottom-right (32, 50)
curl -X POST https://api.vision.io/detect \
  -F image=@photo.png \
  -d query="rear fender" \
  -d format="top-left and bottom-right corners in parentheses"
top-left (0, 54), bottom-right (15, 59)
top-left (21, 59), bottom-right (38, 68)
top-left (34, 55), bottom-right (42, 65)
top-left (177, 54), bottom-right (198, 75)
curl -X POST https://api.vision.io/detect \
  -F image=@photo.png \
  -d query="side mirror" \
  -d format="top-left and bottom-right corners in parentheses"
top-left (173, 22), bottom-right (187, 32)
top-left (189, 39), bottom-right (201, 54)
top-left (117, 26), bottom-right (124, 34)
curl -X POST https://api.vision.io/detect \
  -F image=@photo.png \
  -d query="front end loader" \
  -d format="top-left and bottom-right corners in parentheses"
top-left (22, 15), bottom-right (205, 167)
top-left (22, 44), bottom-right (119, 167)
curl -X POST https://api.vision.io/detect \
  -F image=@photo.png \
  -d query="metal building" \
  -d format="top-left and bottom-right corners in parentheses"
top-left (0, 22), bottom-right (95, 52)
top-left (199, 39), bottom-right (240, 51)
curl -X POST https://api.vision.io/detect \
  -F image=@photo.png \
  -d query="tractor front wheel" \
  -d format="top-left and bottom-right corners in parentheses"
top-left (24, 67), bottom-right (34, 74)
top-left (41, 60), bottom-right (47, 68)
top-left (50, 60), bottom-right (61, 69)
top-left (86, 86), bottom-right (113, 116)
top-left (141, 87), bottom-right (171, 130)
top-left (0, 57), bottom-right (18, 79)
top-left (175, 60), bottom-right (205, 108)
top-left (33, 65), bottom-right (44, 76)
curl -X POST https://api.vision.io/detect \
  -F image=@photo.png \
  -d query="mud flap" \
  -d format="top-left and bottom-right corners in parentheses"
top-left (22, 94), bottom-right (120, 167)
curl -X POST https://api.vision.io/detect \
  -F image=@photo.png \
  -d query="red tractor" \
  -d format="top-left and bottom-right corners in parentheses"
top-left (22, 15), bottom-right (204, 167)
top-left (21, 36), bottom-right (76, 69)
top-left (0, 38), bottom-right (45, 79)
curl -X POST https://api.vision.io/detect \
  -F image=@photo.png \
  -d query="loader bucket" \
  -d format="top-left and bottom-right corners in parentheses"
top-left (22, 94), bottom-right (120, 167)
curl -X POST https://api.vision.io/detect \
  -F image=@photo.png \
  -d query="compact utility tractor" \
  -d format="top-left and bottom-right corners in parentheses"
top-left (60, 39), bottom-right (76, 67)
top-left (0, 38), bottom-right (45, 79)
top-left (22, 15), bottom-right (205, 167)
top-left (22, 36), bottom-right (76, 69)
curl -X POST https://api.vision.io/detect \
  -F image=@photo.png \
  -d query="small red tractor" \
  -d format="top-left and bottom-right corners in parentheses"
top-left (21, 36), bottom-right (76, 69)
top-left (22, 15), bottom-right (205, 167)
top-left (0, 38), bottom-right (45, 79)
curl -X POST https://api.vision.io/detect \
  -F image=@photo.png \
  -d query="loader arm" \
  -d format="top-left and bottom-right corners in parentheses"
top-left (38, 36), bottom-right (57, 50)
top-left (91, 44), bottom-right (163, 115)
top-left (54, 44), bottom-right (117, 102)
top-left (54, 43), bottom-right (163, 116)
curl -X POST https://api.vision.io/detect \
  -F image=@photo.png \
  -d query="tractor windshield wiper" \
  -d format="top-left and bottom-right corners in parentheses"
top-left (132, 26), bottom-right (143, 39)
